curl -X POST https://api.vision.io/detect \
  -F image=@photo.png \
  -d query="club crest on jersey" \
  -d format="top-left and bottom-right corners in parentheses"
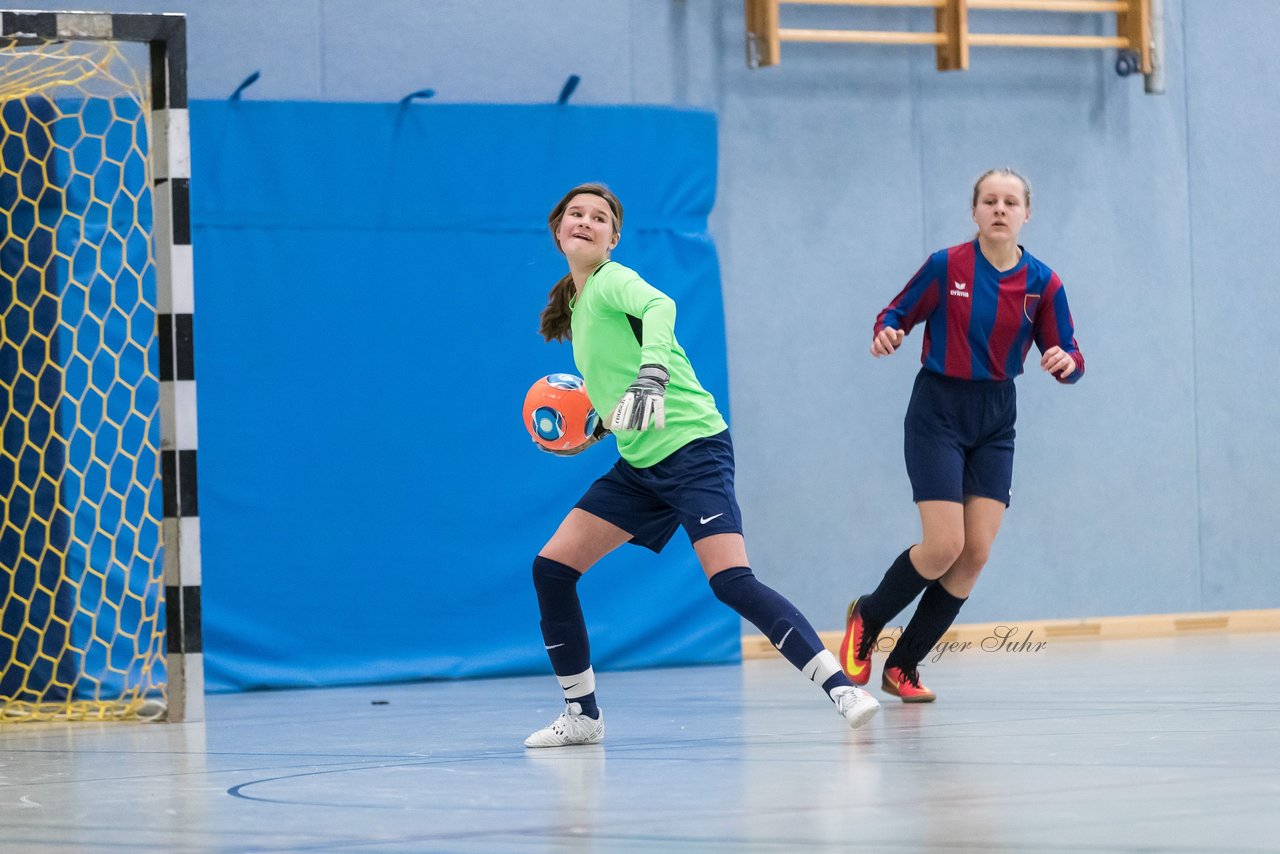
top-left (1023, 293), bottom-right (1040, 322)
top-left (950, 281), bottom-right (970, 299)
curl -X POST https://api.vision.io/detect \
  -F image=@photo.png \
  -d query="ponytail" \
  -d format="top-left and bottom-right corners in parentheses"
top-left (539, 273), bottom-right (575, 342)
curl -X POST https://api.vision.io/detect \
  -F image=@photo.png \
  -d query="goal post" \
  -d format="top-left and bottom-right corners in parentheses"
top-left (0, 10), bottom-right (201, 722)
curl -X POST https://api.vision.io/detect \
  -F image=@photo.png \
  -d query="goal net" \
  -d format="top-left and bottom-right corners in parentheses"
top-left (0, 13), bottom-right (199, 722)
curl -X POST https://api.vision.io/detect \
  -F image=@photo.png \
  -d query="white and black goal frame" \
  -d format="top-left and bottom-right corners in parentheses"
top-left (0, 10), bottom-right (202, 722)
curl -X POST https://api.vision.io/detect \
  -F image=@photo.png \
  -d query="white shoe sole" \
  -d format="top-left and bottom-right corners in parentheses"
top-left (842, 701), bottom-right (880, 730)
top-left (523, 735), bottom-right (604, 748)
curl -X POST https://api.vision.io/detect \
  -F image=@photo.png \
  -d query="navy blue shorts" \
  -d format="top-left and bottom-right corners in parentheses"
top-left (904, 369), bottom-right (1017, 506)
top-left (575, 429), bottom-right (744, 553)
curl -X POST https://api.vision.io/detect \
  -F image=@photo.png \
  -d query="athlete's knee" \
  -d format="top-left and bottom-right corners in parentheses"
top-left (707, 566), bottom-right (754, 603)
top-left (532, 555), bottom-right (585, 619)
top-left (533, 554), bottom-right (582, 589)
top-left (916, 535), bottom-right (964, 576)
top-left (957, 540), bottom-right (992, 572)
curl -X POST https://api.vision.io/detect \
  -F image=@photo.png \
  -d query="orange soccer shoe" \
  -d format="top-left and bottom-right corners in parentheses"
top-left (839, 597), bottom-right (876, 686)
top-left (881, 665), bottom-right (937, 703)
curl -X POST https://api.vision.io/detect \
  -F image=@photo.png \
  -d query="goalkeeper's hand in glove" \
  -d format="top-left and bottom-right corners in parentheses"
top-left (609, 364), bottom-right (668, 432)
top-left (536, 419), bottom-right (611, 457)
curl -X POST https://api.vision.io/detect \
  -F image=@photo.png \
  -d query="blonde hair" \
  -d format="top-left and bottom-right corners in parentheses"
top-left (971, 168), bottom-right (1032, 210)
top-left (539, 183), bottom-right (624, 343)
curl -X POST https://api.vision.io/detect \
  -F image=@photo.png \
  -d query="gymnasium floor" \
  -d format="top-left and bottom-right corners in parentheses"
top-left (2, 631), bottom-right (1278, 853)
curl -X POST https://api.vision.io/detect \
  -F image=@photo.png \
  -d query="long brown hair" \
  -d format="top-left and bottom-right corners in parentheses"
top-left (539, 183), bottom-right (624, 342)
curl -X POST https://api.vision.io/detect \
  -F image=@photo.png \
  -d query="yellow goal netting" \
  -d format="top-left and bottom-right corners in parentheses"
top-left (0, 37), bottom-right (166, 721)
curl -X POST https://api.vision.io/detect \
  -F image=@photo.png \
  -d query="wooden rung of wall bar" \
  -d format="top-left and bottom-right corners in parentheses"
top-left (969, 1), bottom-right (1128, 11)
top-left (783, 0), bottom-right (945, 7)
top-left (967, 33), bottom-right (1129, 48)
top-left (779, 28), bottom-right (947, 45)
top-left (744, 0), bottom-right (1152, 76)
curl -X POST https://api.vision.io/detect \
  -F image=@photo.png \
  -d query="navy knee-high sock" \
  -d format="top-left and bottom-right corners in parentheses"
top-left (859, 547), bottom-right (932, 642)
top-left (532, 555), bottom-right (599, 718)
top-left (885, 580), bottom-right (967, 672)
top-left (710, 567), bottom-right (851, 697)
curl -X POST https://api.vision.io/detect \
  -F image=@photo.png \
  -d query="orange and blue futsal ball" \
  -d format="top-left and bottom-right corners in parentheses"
top-left (523, 373), bottom-right (600, 452)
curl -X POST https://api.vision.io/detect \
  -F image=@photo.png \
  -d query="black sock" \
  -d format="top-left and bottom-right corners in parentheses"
top-left (532, 555), bottom-right (599, 719)
top-left (859, 547), bottom-right (932, 640)
top-left (710, 567), bottom-right (850, 694)
top-left (885, 581), bottom-right (967, 672)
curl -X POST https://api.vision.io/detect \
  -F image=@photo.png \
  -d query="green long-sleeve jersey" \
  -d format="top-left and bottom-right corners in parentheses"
top-left (569, 261), bottom-right (727, 467)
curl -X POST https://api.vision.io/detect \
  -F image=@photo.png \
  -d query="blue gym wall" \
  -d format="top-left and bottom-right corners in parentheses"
top-left (189, 101), bottom-right (732, 692)
top-left (13, 0), bottom-right (1277, 689)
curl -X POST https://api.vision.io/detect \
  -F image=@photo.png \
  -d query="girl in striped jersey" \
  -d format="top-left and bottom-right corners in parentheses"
top-left (525, 183), bottom-right (879, 747)
top-left (840, 169), bottom-right (1085, 702)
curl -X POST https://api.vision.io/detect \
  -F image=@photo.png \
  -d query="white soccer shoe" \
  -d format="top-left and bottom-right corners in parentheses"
top-left (832, 685), bottom-right (880, 730)
top-left (523, 702), bottom-right (605, 748)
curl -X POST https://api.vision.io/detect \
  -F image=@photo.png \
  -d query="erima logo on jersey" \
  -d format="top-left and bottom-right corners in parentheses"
top-left (950, 281), bottom-right (970, 299)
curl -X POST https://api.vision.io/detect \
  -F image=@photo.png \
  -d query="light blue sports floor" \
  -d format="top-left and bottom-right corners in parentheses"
top-left (2, 631), bottom-right (1278, 852)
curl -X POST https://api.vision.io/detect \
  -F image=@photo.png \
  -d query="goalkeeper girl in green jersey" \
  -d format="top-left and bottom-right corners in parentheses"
top-left (523, 183), bottom-right (880, 748)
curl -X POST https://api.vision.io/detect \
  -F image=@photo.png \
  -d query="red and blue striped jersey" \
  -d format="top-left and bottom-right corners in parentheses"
top-left (874, 240), bottom-right (1084, 383)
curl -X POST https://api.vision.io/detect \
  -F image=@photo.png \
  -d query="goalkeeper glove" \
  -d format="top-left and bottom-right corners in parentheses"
top-left (609, 364), bottom-right (668, 432)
